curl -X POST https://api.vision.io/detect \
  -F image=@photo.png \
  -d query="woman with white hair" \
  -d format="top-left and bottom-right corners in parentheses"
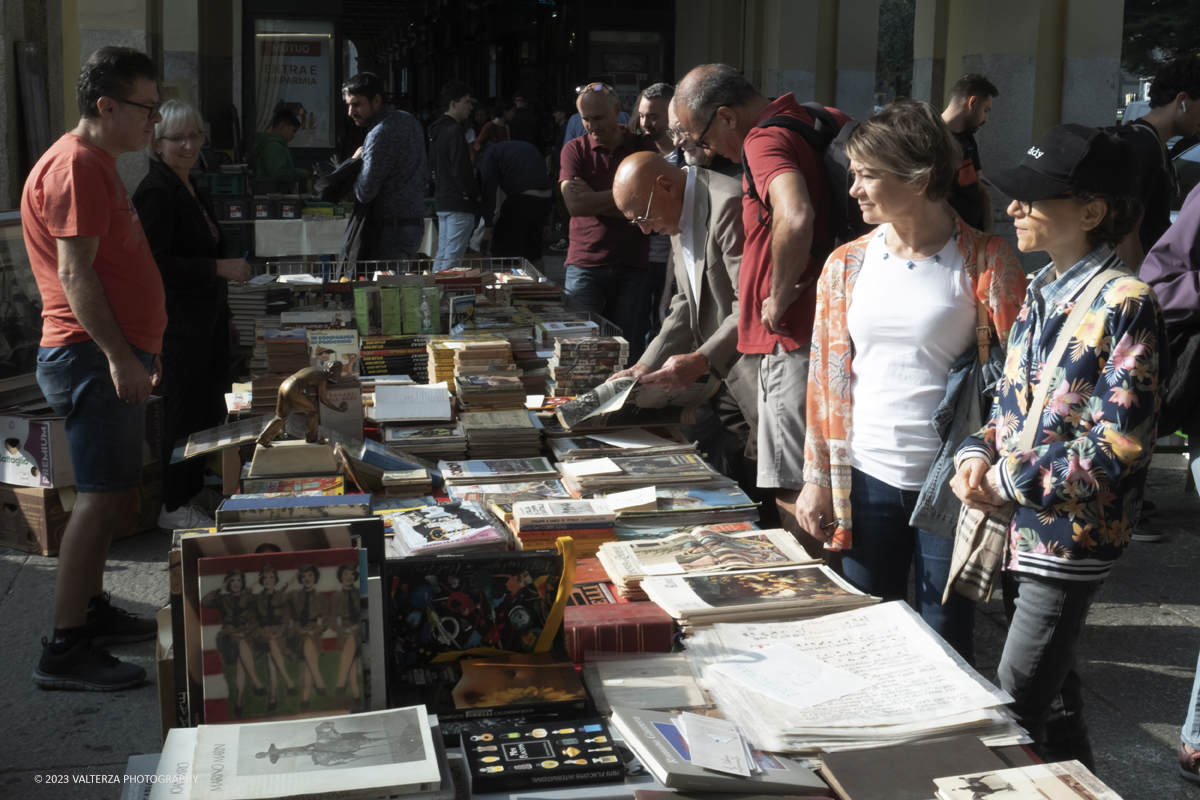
top-left (133, 99), bottom-right (251, 530)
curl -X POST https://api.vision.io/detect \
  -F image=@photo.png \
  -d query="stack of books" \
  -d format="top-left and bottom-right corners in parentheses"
top-left (359, 335), bottom-right (430, 381)
top-left (424, 334), bottom-right (509, 385)
top-left (558, 453), bottom-right (725, 496)
top-left (438, 457), bottom-right (559, 486)
top-left (383, 422), bottom-right (469, 461)
top-left (366, 384), bottom-right (452, 423)
top-left (547, 427), bottom-right (696, 460)
top-left (511, 498), bottom-right (617, 556)
top-left (608, 484), bottom-right (762, 528)
top-left (534, 319), bottom-right (600, 347)
top-left (264, 328), bottom-right (310, 375)
top-left (458, 409), bottom-right (543, 458)
top-left (454, 374), bottom-right (526, 410)
top-left (250, 314), bottom-right (278, 374)
top-left (249, 375), bottom-right (284, 413)
top-left (380, 468), bottom-right (434, 498)
top-left (598, 528), bottom-right (818, 600)
top-left (228, 283), bottom-right (291, 348)
top-left (546, 336), bottom-right (629, 396)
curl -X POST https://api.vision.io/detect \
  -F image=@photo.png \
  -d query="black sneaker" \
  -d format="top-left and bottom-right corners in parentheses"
top-left (33, 637), bottom-right (146, 691)
top-left (85, 593), bottom-right (157, 645)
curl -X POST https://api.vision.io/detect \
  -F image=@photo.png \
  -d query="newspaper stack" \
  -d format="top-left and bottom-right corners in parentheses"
top-left (425, 334), bottom-right (510, 385)
top-left (643, 564), bottom-right (875, 627)
top-left (459, 409), bottom-right (543, 458)
top-left (545, 336), bottom-right (629, 397)
top-left (558, 453), bottom-right (725, 496)
top-left (598, 528), bottom-right (818, 600)
top-left (685, 602), bottom-right (1029, 756)
top-left (454, 374), bottom-right (526, 410)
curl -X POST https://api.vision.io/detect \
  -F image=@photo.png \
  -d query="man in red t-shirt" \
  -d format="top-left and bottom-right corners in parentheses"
top-left (21, 47), bottom-right (168, 691)
top-left (675, 64), bottom-right (839, 560)
top-left (559, 83), bottom-right (657, 364)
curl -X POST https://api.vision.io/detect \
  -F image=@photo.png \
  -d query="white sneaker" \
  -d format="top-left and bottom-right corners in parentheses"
top-left (158, 504), bottom-right (216, 531)
top-left (1131, 523), bottom-right (1164, 543)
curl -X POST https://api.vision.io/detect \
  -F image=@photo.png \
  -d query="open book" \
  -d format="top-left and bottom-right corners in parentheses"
top-left (556, 376), bottom-right (719, 430)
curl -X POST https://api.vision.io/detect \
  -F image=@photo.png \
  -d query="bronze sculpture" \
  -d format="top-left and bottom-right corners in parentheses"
top-left (256, 361), bottom-right (349, 447)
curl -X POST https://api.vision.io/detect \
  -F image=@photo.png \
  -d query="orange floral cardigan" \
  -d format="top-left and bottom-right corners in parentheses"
top-left (803, 220), bottom-right (1028, 550)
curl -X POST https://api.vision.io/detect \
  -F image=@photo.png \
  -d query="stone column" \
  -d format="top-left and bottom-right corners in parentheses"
top-left (834, 0), bottom-right (879, 119)
top-left (162, 0), bottom-right (200, 110)
top-left (75, 0), bottom-right (164, 192)
top-left (912, 0), bottom-right (950, 109)
top-left (674, 0), bottom-right (744, 80)
top-left (1061, 0), bottom-right (1123, 129)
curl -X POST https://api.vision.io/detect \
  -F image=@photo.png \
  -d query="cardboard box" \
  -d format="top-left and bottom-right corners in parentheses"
top-left (0, 385), bottom-right (162, 489)
top-left (0, 461), bottom-right (163, 555)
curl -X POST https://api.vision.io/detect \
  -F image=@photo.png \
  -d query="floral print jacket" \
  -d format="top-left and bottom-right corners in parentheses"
top-left (804, 221), bottom-right (1028, 550)
top-left (955, 246), bottom-right (1169, 581)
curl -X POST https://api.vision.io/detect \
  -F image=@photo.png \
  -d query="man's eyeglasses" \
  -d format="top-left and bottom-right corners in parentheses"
top-left (119, 98), bottom-right (162, 119)
top-left (575, 82), bottom-right (614, 95)
top-left (693, 108), bottom-right (719, 151)
top-left (162, 133), bottom-right (205, 145)
top-left (629, 185), bottom-right (655, 226)
top-left (669, 126), bottom-right (691, 144)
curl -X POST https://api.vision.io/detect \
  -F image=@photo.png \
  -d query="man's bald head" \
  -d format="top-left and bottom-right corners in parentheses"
top-left (613, 151), bottom-right (687, 236)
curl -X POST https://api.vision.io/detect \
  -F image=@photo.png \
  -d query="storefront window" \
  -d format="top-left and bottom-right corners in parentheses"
top-left (254, 19), bottom-right (336, 148)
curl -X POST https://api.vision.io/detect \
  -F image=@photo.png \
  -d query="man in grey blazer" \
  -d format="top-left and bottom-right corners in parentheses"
top-left (610, 151), bottom-right (760, 487)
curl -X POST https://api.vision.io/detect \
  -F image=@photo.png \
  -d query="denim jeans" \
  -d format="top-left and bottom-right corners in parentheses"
top-left (435, 211), bottom-right (475, 271)
top-left (36, 340), bottom-right (155, 493)
top-left (999, 570), bottom-right (1102, 770)
top-left (563, 265), bottom-right (651, 365)
top-left (841, 467), bottom-right (977, 663)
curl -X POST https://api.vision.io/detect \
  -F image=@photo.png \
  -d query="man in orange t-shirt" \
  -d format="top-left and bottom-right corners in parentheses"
top-left (21, 46), bottom-right (168, 692)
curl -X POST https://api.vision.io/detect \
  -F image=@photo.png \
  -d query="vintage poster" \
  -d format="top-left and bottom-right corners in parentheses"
top-left (254, 19), bottom-right (335, 148)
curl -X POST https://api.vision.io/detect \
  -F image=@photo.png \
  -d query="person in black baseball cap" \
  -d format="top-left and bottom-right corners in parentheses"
top-left (951, 122), bottom-right (1169, 769)
top-left (985, 123), bottom-right (1141, 275)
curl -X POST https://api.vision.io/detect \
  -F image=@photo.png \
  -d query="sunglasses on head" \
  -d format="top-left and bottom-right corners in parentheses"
top-left (575, 82), bottom-right (614, 95)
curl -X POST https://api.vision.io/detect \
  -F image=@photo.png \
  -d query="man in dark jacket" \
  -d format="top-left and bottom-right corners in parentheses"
top-left (428, 80), bottom-right (479, 271)
top-left (509, 93), bottom-right (542, 148)
top-left (480, 140), bottom-right (553, 269)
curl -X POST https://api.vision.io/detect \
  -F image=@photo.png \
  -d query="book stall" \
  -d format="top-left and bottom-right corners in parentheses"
top-left (0, 254), bottom-right (1129, 800)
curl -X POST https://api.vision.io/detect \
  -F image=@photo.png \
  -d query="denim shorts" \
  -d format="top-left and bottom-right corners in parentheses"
top-left (36, 340), bottom-right (154, 493)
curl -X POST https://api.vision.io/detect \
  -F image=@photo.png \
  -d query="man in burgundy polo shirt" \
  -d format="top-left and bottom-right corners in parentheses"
top-left (559, 83), bottom-right (656, 364)
top-left (675, 64), bottom-right (842, 561)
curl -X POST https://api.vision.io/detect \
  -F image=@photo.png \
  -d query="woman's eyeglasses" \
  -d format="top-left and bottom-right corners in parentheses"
top-left (162, 133), bottom-right (205, 145)
top-left (629, 185), bottom-right (655, 226)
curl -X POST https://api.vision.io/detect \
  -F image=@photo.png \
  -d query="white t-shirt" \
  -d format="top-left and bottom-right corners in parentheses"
top-left (846, 225), bottom-right (978, 491)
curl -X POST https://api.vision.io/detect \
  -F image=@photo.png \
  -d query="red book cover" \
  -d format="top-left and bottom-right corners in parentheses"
top-left (563, 600), bottom-right (676, 664)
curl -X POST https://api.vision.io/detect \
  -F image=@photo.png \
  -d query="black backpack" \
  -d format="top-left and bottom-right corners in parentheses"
top-left (741, 103), bottom-right (871, 248)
